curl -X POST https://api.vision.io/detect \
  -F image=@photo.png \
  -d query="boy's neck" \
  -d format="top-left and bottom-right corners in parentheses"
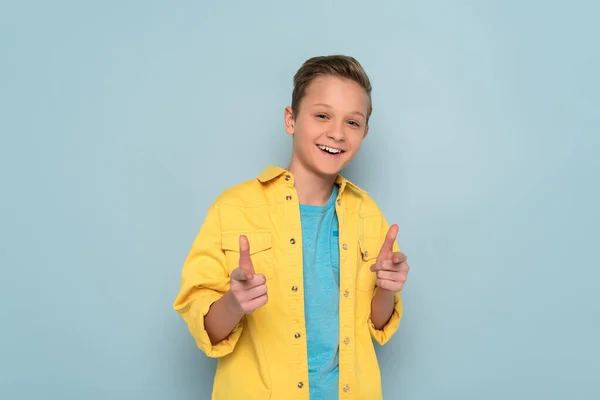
top-left (286, 163), bottom-right (337, 206)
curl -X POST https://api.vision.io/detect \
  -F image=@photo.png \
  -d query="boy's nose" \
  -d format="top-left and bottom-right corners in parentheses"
top-left (326, 127), bottom-right (345, 141)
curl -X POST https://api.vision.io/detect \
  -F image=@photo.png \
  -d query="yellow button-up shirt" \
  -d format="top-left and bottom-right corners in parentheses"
top-left (173, 165), bottom-right (402, 399)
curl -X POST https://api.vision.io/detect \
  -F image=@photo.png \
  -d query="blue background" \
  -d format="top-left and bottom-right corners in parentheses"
top-left (1, 1), bottom-right (598, 399)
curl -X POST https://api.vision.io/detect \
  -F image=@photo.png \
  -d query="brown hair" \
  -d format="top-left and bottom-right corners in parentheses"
top-left (291, 55), bottom-right (373, 124)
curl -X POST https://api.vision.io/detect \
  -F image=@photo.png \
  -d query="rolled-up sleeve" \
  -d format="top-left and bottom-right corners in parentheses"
top-left (368, 215), bottom-right (404, 345)
top-left (173, 203), bottom-right (243, 358)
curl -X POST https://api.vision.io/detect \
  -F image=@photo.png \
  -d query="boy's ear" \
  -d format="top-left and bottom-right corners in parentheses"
top-left (284, 106), bottom-right (295, 135)
top-left (363, 126), bottom-right (370, 139)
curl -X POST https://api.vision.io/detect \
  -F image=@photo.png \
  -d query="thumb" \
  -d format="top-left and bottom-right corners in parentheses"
top-left (378, 224), bottom-right (399, 260)
top-left (238, 235), bottom-right (255, 280)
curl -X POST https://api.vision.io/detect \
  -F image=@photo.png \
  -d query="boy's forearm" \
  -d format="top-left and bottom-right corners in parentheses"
top-left (204, 291), bottom-right (244, 345)
top-left (370, 288), bottom-right (396, 330)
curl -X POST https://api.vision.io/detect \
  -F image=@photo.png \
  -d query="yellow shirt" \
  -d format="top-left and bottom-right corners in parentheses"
top-left (173, 165), bottom-right (402, 400)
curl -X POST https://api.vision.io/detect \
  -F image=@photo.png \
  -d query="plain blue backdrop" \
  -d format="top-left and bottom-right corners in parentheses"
top-left (1, 1), bottom-right (599, 399)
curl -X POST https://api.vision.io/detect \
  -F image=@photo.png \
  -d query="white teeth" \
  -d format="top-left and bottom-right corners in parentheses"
top-left (318, 145), bottom-right (342, 154)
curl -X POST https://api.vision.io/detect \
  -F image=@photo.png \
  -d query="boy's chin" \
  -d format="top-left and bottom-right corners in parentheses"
top-left (313, 162), bottom-right (345, 178)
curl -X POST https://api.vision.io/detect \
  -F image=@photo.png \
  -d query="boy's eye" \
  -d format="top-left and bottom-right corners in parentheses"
top-left (316, 114), bottom-right (328, 119)
top-left (348, 120), bottom-right (360, 127)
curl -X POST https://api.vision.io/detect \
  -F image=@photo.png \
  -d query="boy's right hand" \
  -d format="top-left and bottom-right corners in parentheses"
top-left (226, 235), bottom-right (268, 315)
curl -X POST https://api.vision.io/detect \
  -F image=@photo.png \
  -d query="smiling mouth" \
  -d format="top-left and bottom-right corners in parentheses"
top-left (317, 144), bottom-right (345, 155)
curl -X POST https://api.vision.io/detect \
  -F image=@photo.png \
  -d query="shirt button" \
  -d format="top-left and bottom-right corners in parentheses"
top-left (295, 333), bottom-right (301, 339)
top-left (290, 238), bottom-right (296, 244)
top-left (285, 175), bottom-right (291, 181)
top-left (343, 385), bottom-right (350, 392)
top-left (337, 199), bottom-right (341, 206)
top-left (292, 286), bottom-right (298, 292)
top-left (343, 290), bottom-right (349, 297)
top-left (344, 337), bottom-right (350, 345)
top-left (364, 250), bottom-right (369, 257)
top-left (298, 382), bottom-right (304, 388)
top-left (286, 195), bottom-right (292, 200)
top-left (342, 243), bottom-right (348, 250)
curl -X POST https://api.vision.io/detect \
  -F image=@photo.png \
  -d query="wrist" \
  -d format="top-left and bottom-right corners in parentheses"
top-left (375, 286), bottom-right (396, 300)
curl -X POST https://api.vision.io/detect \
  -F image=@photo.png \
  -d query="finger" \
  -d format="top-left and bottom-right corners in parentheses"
top-left (376, 270), bottom-right (406, 281)
top-left (398, 262), bottom-right (410, 274)
top-left (378, 224), bottom-right (399, 259)
top-left (370, 259), bottom-right (394, 272)
top-left (392, 251), bottom-right (407, 265)
top-left (238, 235), bottom-right (255, 280)
top-left (242, 283), bottom-right (268, 301)
top-left (246, 293), bottom-right (268, 310)
top-left (242, 274), bottom-right (267, 289)
top-left (230, 267), bottom-right (249, 282)
top-left (377, 270), bottom-right (408, 285)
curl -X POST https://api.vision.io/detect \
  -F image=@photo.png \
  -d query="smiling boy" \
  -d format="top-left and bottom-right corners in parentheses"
top-left (173, 55), bottom-right (410, 400)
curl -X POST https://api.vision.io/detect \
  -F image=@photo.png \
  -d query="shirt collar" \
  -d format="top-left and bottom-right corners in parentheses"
top-left (257, 165), bottom-right (367, 194)
top-left (257, 165), bottom-right (288, 183)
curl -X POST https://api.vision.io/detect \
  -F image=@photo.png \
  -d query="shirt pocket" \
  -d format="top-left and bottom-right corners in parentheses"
top-left (356, 236), bottom-right (379, 291)
top-left (221, 230), bottom-right (274, 280)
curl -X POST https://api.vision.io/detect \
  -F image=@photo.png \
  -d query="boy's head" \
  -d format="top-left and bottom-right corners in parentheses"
top-left (290, 55), bottom-right (373, 125)
top-left (284, 55), bottom-right (372, 178)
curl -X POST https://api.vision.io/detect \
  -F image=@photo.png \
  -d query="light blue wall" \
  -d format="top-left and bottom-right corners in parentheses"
top-left (1, 1), bottom-right (598, 399)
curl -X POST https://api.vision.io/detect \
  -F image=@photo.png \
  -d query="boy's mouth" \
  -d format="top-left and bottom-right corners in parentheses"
top-left (317, 144), bottom-right (345, 155)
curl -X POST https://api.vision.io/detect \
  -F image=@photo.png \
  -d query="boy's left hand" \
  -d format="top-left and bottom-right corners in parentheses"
top-left (370, 224), bottom-right (410, 293)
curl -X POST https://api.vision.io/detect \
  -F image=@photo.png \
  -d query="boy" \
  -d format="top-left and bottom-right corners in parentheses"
top-left (173, 55), bottom-right (410, 400)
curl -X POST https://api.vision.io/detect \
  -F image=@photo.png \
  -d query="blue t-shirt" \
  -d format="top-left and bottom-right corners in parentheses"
top-left (299, 185), bottom-right (340, 399)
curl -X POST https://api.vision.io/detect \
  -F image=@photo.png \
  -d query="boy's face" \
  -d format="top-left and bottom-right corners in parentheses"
top-left (284, 75), bottom-right (370, 178)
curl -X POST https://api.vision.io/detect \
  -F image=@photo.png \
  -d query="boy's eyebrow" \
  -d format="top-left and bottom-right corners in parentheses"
top-left (312, 102), bottom-right (333, 109)
top-left (312, 103), bottom-right (366, 119)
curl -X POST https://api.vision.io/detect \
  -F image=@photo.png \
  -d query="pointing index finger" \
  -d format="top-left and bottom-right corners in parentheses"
top-left (238, 235), bottom-right (255, 280)
top-left (378, 224), bottom-right (399, 260)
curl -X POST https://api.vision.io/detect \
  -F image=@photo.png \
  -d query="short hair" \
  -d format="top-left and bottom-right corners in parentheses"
top-left (291, 55), bottom-right (372, 124)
